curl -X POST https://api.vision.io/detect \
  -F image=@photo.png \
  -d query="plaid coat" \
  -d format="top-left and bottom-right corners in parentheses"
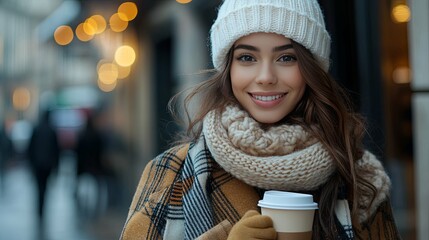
top-left (120, 144), bottom-right (401, 239)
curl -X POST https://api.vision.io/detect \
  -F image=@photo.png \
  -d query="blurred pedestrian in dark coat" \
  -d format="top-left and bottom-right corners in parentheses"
top-left (76, 114), bottom-right (104, 178)
top-left (75, 114), bottom-right (107, 217)
top-left (27, 110), bottom-right (60, 217)
top-left (0, 121), bottom-right (13, 193)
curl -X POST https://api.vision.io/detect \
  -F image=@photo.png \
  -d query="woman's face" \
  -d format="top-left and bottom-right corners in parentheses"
top-left (230, 32), bottom-right (306, 124)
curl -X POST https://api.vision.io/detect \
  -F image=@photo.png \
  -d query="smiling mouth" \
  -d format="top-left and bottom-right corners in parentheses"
top-left (250, 93), bottom-right (285, 102)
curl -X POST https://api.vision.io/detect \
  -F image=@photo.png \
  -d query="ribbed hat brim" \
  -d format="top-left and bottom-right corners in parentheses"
top-left (210, 2), bottom-right (331, 72)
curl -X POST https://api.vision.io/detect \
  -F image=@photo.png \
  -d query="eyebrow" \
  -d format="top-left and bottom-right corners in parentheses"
top-left (233, 44), bottom-right (294, 52)
top-left (273, 44), bottom-right (294, 52)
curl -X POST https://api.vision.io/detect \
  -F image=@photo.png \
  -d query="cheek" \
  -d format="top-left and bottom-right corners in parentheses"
top-left (297, 85), bottom-right (306, 101)
top-left (295, 80), bottom-right (307, 104)
top-left (294, 79), bottom-right (306, 93)
top-left (230, 67), bottom-right (238, 88)
top-left (285, 69), bottom-right (305, 89)
top-left (230, 66), bottom-right (247, 91)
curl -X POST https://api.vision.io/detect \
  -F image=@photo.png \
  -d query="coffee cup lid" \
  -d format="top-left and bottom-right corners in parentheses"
top-left (258, 191), bottom-right (318, 210)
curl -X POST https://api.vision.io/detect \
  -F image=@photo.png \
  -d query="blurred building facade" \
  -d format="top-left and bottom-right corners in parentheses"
top-left (408, 1), bottom-right (429, 239)
top-left (0, 0), bottom-right (427, 239)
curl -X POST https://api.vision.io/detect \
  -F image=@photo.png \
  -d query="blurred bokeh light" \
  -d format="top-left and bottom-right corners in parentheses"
top-left (98, 62), bottom-right (119, 86)
top-left (118, 2), bottom-right (138, 21)
top-left (54, 25), bottom-right (74, 45)
top-left (114, 45), bottom-right (136, 67)
top-left (12, 87), bottom-right (31, 111)
top-left (90, 15), bottom-right (107, 34)
top-left (176, 0), bottom-right (193, 4)
top-left (117, 65), bottom-right (131, 79)
top-left (109, 13), bottom-right (128, 32)
top-left (392, 4), bottom-right (411, 23)
top-left (75, 22), bottom-right (94, 42)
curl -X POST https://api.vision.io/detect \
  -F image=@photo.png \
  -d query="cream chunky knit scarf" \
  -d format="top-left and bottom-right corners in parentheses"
top-left (202, 105), bottom-right (391, 222)
top-left (203, 105), bottom-right (335, 191)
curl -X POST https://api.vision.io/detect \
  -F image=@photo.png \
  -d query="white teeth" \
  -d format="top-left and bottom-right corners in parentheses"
top-left (253, 94), bottom-right (284, 101)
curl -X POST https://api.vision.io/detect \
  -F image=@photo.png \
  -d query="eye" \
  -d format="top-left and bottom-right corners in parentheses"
top-left (277, 54), bottom-right (297, 63)
top-left (236, 54), bottom-right (256, 62)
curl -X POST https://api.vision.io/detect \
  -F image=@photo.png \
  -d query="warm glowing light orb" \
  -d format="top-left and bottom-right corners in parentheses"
top-left (76, 23), bottom-right (94, 42)
top-left (392, 67), bottom-right (411, 84)
top-left (98, 63), bottom-right (119, 85)
top-left (115, 45), bottom-right (136, 67)
top-left (12, 87), bottom-right (31, 111)
top-left (90, 15), bottom-right (107, 34)
top-left (392, 4), bottom-right (411, 23)
top-left (176, 0), bottom-right (192, 4)
top-left (117, 65), bottom-right (131, 79)
top-left (98, 78), bottom-right (117, 92)
top-left (118, 2), bottom-right (138, 21)
top-left (54, 25), bottom-right (74, 45)
top-left (109, 13), bottom-right (128, 32)
top-left (83, 18), bottom-right (97, 35)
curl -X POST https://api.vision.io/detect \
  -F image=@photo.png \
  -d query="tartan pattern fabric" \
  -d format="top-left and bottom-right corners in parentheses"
top-left (120, 139), bottom-right (260, 240)
top-left (182, 140), bottom-right (216, 238)
top-left (121, 144), bottom-right (187, 239)
top-left (120, 139), bottom-right (402, 239)
top-left (181, 138), bottom-right (259, 239)
top-left (335, 199), bottom-right (354, 239)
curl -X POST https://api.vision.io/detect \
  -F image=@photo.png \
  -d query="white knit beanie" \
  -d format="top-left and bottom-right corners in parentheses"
top-left (210, 0), bottom-right (331, 72)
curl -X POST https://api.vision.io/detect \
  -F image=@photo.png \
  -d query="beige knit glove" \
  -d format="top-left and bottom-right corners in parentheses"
top-left (227, 210), bottom-right (277, 240)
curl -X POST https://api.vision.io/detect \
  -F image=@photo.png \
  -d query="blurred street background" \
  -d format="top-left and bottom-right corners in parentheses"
top-left (0, 0), bottom-right (428, 239)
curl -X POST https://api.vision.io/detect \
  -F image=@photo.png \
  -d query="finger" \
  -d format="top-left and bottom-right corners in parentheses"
top-left (246, 227), bottom-right (277, 239)
top-left (242, 215), bottom-right (274, 229)
top-left (242, 210), bottom-right (260, 219)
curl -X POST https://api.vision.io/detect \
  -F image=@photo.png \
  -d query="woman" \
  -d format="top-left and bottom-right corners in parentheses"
top-left (121, 0), bottom-right (401, 239)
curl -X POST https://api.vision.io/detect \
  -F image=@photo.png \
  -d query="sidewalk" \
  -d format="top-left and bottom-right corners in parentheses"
top-left (0, 156), bottom-right (127, 240)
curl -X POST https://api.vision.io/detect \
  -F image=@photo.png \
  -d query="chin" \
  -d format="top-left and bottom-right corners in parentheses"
top-left (253, 116), bottom-right (283, 125)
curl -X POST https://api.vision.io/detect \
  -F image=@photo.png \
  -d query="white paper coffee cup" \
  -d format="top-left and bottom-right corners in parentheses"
top-left (258, 191), bottom-right (318, 240)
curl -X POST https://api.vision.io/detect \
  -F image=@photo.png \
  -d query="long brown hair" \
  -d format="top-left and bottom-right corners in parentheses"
top-left (168, 48), bottom-right (236, 143)
top-left (290, 42), bottom-right (377, 238)
top-left (168, 41), bottom-right (377, 239)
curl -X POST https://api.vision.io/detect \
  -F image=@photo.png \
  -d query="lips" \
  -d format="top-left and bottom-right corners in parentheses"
top-left (251, 93), bottom-right (285, 102)
top-left (249, 93), bottom-right (286, 108)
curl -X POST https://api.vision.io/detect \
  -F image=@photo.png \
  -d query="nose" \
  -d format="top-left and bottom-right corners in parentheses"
top-left (255, 62), bottom-right (277, 85)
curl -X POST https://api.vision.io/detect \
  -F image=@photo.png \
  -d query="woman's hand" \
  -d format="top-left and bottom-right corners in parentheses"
top-left (227, 210), bottom-right (277, 240)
